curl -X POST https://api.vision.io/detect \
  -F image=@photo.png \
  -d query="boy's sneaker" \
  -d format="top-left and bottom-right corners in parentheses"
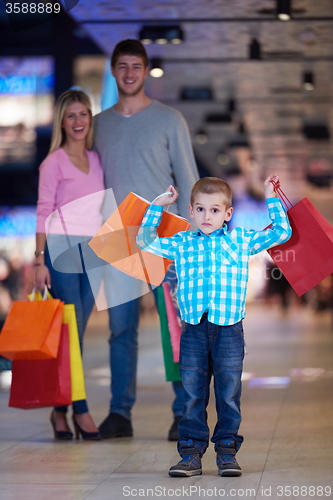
top-left (216, 439), bottom-right (242, 477)
top-left (169, 440), bottom-right (202, 477)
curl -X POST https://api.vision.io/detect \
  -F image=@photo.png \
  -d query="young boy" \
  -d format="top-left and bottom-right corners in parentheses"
top-left (136, 175), bottom-right (292, 477)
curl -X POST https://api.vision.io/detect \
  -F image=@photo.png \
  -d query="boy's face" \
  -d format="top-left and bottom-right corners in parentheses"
top-left (189, 192), bottom-right (233, 235)
top-left (111, 55), bottom-right (149, 97)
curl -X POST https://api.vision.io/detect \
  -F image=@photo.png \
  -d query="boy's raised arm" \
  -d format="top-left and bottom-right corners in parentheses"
top-left (136, 186), bottom-right (180, 260)
top-left (247, 174), bottom-right (292, 255)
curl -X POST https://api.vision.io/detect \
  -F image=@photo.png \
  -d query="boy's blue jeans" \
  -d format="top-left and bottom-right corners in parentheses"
top-left (178, 313), bottom-right (244, 457)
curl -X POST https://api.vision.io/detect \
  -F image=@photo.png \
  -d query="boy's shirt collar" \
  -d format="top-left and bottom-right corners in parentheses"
top-left (194, 222), bottom-right (228, 237)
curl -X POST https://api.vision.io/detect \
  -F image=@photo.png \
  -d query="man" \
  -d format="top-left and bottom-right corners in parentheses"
top-left (94, 39), bottom-right (199, 440)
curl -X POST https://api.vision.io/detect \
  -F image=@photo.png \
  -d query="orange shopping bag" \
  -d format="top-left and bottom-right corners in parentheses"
top-left (89, 192), bottom-right (190, 286)
top-left (0, 290), bottom-right (63, 360)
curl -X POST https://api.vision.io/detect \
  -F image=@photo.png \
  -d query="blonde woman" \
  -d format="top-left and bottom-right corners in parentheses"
top-left (34, 90), bottom-right (104, 440)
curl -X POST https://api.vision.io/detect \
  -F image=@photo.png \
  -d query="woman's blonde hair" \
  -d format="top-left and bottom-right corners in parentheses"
top-left (48, 89), bottom-right (93, 155)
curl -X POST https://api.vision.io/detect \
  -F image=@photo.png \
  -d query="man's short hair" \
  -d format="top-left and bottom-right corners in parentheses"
top-left (111, 39), bottom-right (149, 68)
top-left (190, 177), bottom-right (233, 207)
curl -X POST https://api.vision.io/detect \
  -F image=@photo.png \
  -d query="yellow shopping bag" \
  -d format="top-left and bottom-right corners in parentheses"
top-left (62, 304), bottom-right (86, 402)
top-left (28, 290), bottom-right (86, 402)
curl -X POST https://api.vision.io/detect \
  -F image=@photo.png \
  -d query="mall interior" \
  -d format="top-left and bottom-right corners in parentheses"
top-left (0, 2), bottom-right (332, 499)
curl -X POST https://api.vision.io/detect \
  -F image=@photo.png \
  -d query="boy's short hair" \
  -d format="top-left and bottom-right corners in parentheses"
top-left (190, 177), bottom-right (233, 207)
top-left (111, 39), bottom-right (149, 68)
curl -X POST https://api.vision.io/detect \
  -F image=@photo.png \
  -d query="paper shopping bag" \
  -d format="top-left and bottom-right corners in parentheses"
top-left (62, 304), bottom-right (86, 402)
top-left (89, 192), bottom-right (190, 286)
top-left (26, 292), bottom-right (86, 401)
top-left (9, 324), bottom-right (71, 409)
top-left (0, 298), bottom-right (63, 360)
top-left (162, 282), bottom-right (181, 363)
top-left (155, 286), bottom-right (181, 382)
top-left (267, 189), bottom-right (333, 296)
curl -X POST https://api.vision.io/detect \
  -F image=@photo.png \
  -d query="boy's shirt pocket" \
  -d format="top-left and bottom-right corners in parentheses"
top-left (216, 236), bottom-right (239, 266)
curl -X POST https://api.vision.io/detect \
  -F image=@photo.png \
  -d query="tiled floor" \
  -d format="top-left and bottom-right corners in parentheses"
top-left (0, 302), bottom-right (332, 500)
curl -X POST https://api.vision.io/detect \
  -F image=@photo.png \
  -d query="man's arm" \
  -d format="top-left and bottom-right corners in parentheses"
top-left (168, 114), bottom-right (199, 219)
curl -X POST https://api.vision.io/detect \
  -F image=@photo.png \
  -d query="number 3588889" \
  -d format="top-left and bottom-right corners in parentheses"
top-left (5, 3), bottom-right (61, 14)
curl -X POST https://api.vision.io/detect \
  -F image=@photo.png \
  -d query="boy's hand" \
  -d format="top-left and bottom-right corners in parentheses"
top-left (152, 185), bottom-right (179, 207)
top-left (264, 174), bottom-right (280, 199)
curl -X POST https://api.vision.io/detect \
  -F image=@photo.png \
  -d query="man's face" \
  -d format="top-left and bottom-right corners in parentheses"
top-left (111, 55), bottom-right (149, 97)
top-left (189, 192), bottom-right (233, 235)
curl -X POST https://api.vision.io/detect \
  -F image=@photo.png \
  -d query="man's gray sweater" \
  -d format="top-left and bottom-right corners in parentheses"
top-left (94, 100), bottom-right (199, 219)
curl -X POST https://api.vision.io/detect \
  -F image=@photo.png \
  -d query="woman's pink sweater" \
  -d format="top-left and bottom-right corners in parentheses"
top-left (36, 148), bottom-right (105, 236)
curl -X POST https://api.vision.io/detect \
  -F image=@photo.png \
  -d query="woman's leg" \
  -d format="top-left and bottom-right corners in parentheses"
top-left (45, 247), bottom-right (99, 432)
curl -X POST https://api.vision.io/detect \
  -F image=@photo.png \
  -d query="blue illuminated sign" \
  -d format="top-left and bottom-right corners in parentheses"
top-left (0, 74), bottom-right (54, 95)
top-left (0, 207), bottom-right (36, 237)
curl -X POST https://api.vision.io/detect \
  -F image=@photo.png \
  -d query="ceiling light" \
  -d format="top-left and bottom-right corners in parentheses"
top-left (277, 0), bottom-right (291, 21)
top-left (156, 38), bottom-right (168, 45)
top-left (150, 58), bottom-right (164, 78)
top-left (278, 13), bottom-right (290, 21)
top-left (303, 71), bottom-right (315, 91)
top-left (217, 153), bottom-right (230, 166)
top-left (167, 27), bottom-right (184, 44)
top-left (195, 129), bottom-right (208, 145)
top-left (139, 26), bottom-right (184, 45)
top-left (249, 38), bottom-right (261, 60)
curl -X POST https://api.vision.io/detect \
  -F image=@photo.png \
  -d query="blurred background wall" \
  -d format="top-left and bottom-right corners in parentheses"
top-left (0, 0), bottom-right (332, 324)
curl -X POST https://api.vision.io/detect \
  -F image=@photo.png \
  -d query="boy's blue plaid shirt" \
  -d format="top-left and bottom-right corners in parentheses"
top-left (137, 197), bottom-right (292, 326)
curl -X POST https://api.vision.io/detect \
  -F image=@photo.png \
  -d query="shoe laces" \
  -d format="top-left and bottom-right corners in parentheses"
top-left (217, 453), bottom-right (236, 465)
top-left (180, 454), bottom-right (194, 464)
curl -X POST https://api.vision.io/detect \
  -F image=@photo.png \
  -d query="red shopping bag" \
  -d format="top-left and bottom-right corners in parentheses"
top-left (25, 291), bottom-right (86, 402)
top-left (9, 324), bottom-right (71, 409)
top-left (89, 192), bottom-right (190, 286)
top-left (0, 296), bottom-right (63, 360)
top-left (267, 185), bottom-right (333, 296)
top-left (162, 282), bottom-right (181, 363)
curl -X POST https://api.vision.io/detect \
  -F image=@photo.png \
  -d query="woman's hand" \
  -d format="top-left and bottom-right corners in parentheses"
top-left (152, 185), bottom-right (179, 207)
top-left (34, 265), bottom-right (51, 291)
top-left (264, 174), bottom-right (280, 199)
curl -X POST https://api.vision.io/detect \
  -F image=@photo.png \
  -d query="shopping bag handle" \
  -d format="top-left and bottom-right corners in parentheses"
top-left (151, 191), bottom-right (173, 212)
top-left (29, 285), bottom-right (52, 301)
top-left (270, 180), bottom-right (293, 211)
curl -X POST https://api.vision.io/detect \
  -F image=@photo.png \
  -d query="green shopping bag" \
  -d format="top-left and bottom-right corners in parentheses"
top-left (155, 287), bottom-right (181, 382)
